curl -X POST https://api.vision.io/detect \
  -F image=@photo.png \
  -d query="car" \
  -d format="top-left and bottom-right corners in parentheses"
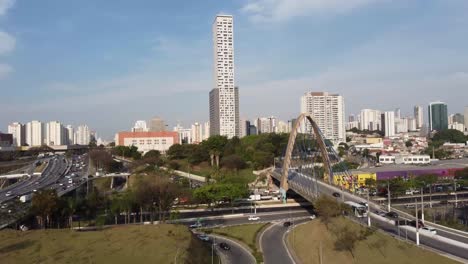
top-left (248, 215), bottom-right (260, 221)
top-left (375, 211), bottom-right (386, 217)
top-left (33, 189), bottom-right (37, 192)
top-left (59, 183), bottom-right (64, 186)
top-left (219, 242), bottom-right (230, 251)
top-left (197, 234), bottom-right (210, 242)
top-left (189, 223), bottom-right (203, 228)
top-left (309, 214), bottom-right (317, 220)
top-left (359, 202), bottom-right (368, 207)
top-left (332, 192), bottom-right (341, 197)
top-left (5, 192), bottom-right (11, 197)
top-left (386, 212), bottom-right (399, 218)
top-left (283, 221), bottom-right (293, 227)
top-left (421, 227), bottom-right (437, 235)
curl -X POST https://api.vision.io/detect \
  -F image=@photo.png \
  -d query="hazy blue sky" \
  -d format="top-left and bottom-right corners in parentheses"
top-left (1, 0), bottom-right (467, 138)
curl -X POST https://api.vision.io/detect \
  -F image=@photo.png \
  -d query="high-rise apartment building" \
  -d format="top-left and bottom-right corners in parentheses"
top-left (301, 92), bottom-right (346, 145)
top-left (428, 102), bottom-right (448, 132)
top-left (414, 106), bottom-right (424, 129)
top-left (25, 120), bottom-right (45, 147)
top-left (75, 125), bottom-right (91, 145)
top-left (209, 14), bottom-right (239, 138)
top-left (149, 117), bottom-right (165, 132)
top-left (381, 111), bottom-right (395, 137)
top-left (359, 109), bottom-right (381, 131)
top-left (7, 122), bottom-right (24, 147)
top-left (45, 121), bottom-right (65, 146)
top-left (256, 117), bottom-right (276, 134)
top-left (66, 125), bottom-right (74, 145)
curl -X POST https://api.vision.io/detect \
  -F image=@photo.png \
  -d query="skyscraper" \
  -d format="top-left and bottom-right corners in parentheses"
top-left (133, 120), bottom-right (148, 132)
top-left (75, 125), bottom-right (91, 145)
top-left (414, 106), bottom-right (424, 129)
top-left (428, 102), bottom-right (448, 132)
top-left (66, 125), bottom-right (74, 145)
top-left (45, 121), bottom-right (65, 146)
top-left (209, 14), bottom-right (239, 138)
top-left (381, 111), bottom-right (395, 137)
top-left (301, 92), bottom-right (346, 145)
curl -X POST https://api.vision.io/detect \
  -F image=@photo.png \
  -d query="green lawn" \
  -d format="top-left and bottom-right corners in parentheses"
top-left (289, 217), bottom-right (458, 264)
top-left (206, 223), bottom-right (269, 263)
top-left (0, 224), bottom-right (215, 264)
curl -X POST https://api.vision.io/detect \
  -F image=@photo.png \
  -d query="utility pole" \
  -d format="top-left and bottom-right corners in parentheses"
top-left (387, 180), bottom-right (391, 212)
top-left (367, 189), bottom-right (371, 227)
top-left (421, 187), bottom-right (424, 223)
top-left (415, 198), bottom-right (420, 246)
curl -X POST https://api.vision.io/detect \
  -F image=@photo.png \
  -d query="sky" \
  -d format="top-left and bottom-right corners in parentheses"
top-left (1, 0), bottom-right (468, 139)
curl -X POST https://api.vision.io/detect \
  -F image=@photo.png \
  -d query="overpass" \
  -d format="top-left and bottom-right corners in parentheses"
top-left (271, 113), bottom-right (468, 261)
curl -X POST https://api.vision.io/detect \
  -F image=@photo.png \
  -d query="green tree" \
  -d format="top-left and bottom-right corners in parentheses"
top-left (30, 190), bottom-right (59, 229)
top-left (221, 154), bottom-right (247, 171)
top-left (314, 195), bottom-right (345, 229)
top-left (432, 129), bottom-right (467, 143)
top-left (405, 140), bottom-right (413, 148)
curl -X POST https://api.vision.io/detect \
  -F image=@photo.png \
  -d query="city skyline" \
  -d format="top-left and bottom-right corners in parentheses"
top-left (1, 1), bottom-right (468, 138)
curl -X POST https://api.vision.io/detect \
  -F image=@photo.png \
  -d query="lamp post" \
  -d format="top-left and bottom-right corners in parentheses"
top-left (367, 189), bottom-right (371, 227)
top-left (421, 187), bottom-right (425, 223)
top-left (387, 180), bottom-right (391, 212)
top-left (415, 198), bottom-right (420, 246)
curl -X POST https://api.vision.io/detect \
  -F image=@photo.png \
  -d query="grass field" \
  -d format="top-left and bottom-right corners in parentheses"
top-left (288, 218), bottom-right (458, 264)
top-left (0, 224), bottom-right (215, 264)
top-left (207, 223), bottom-right (269, 262)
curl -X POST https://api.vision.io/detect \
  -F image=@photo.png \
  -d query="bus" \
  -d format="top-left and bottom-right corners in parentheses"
top-left (344, 201), bottom-right (368, 218)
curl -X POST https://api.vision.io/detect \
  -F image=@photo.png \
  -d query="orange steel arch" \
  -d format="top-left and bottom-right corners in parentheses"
top-left (280, 113), bottom-right (333, 192)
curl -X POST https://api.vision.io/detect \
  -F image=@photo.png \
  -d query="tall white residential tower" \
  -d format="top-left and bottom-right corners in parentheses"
top-left (209, 14), bottom-right (239, 138)
top-left (301, 92), bottom-right (346, 145)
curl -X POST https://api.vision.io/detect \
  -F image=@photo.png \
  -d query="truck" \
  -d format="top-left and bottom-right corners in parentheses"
top-left (19, 194), bottom-right (33, 203)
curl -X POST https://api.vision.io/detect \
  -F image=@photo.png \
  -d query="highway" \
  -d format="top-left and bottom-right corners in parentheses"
top-left (210, 234), bottom-right (256, 264)
top-left (260, 218), bottom-right (310, 264)
top-left (272, 169), bottom-right (468, 261)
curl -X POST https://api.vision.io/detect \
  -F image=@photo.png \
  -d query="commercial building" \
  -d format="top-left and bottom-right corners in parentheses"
top-left (115, 131), bottom-right (178, 154)
top-left (209, 14), bottom-right (239, 138)
top-left (301, 92), bottom-right (346, 145)
top-left (379, 154), bottom-right (431, 165)
top-left (449, 113), bottom-right (464, 125)
top-left (7, 122), bottom-right (24, 147)
top-left (414, 106), bottom-right (424, 129)
top-left (256, 117), bottom-right (276, 134)
top-left (428, 102), bottom-right (448, 132)
top-left (381, 111), bottom-right (395, 137)
top-left (359, 109), bottom-right (381, 131)
top-left (149, 117), bottom-right (166, 132)
top-left (191, 122), bottom-right (203, 144)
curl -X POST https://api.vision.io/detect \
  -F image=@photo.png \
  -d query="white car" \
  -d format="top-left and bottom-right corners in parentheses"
top-left (189, 223), bottom-right (202, 228)
top-left (248, 215), bottom-right (260, 221)
top-left (421, 227), bottom-right (437, 235)
top-left (309, 214), bottom-right (317, 220)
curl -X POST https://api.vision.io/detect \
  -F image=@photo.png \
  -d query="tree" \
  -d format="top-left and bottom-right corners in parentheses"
top-left (221, 154), bottom-right (247, 171)
top-left (314, 195), bottom-right (344, 229)
top-left (167, 144), bottom-right (186, 160)
top-left (414, 174), bottom-right (439, 207)
top-left (365, 178), bottom-right (377, 189)
top-left (30, 190), bottom-right (59, 229)
top-left (252, 151), bottom-right (274, 169)
top-left (66, 197), bottom-right (77, 228)
top-left (362, 148), bottom-right (370, 158)
top-left (432, 129), bottom-right (467, 143)
top-left (405, 140), bottom-right (413, 148)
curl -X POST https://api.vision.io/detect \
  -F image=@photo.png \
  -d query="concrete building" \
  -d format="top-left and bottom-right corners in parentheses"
top-left (115, 131), bottom-right (178, 154)
top-left (7, 122), bottom-right (24, 147)
top-left (346, 121), bottom-right (359, 130)
top-left (276, 120), bottom-right (290, 134)
top-left (75, 125), bottom-right (91, 145)
top-left (209, 14), bottom-right (239, 138)
top-left (395, 117), bottom-right (408, 133)
top-left (428, 102), bottom-right (448, 132)
top-left (191, 122), bottom-right (203, 144)
top-left (449, 122), bottom-right (465, 133)
top-left (132, 120), bottom-right (148, 132)
top-left (25, 120), bottom-right (45, 147)
top-left (256, 117), bottom-right (276, 134)
top-left (407, 117), bottom-right (417, 131)
top-left (239, 119), bottom-right (249, 138)
top-left (414, 106), bottom-right (424, 129)
top-left (381, 111), bottom-right (395, 137)
top-left (66, 125), bottom-right (74, 145)
top-left (449, 113), bottom-right (464, 125)
top-left (173, 124), bottom-right (192, 144)
top-left (45, 121), bottom-right (65, 146)
top-left (301, 92), bottom-right (346, 145)
top-left (149, 117), bottom-right (166, 132)
top-left (0, 133), bottom-right (13, 147)
top-left (203, 122), bottom-right (210, 140)
top-left (359, 109), bottom-right (381, 131)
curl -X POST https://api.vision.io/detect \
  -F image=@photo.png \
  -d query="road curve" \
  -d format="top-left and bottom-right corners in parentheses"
top-left (210, 234), bottom-right (256, 264)
top-left (260, 218), bottom-right (311, 264)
